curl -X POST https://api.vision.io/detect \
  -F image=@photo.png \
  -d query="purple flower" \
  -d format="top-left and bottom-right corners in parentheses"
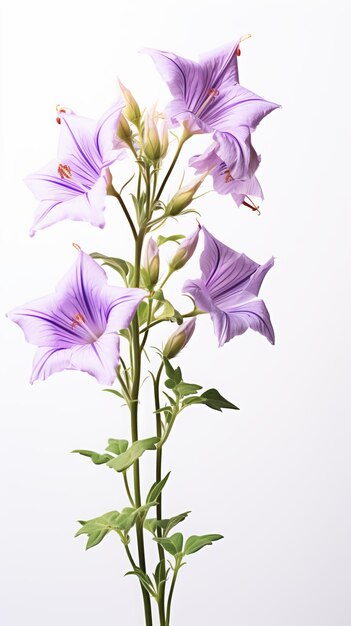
top-left (143, 42), bottom-right (280, 206)
top-left (7, 251), bottom-right (146, 384)
top-left (183, 227), bottom-right (274, 347)
top-left (26, 100), bottom-right (126, 235)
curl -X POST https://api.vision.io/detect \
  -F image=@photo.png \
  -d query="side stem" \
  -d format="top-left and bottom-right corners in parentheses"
top-left (153, 363), bottom-right (166, 626)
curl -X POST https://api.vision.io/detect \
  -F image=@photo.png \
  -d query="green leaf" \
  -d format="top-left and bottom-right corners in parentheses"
top-left (105, 438), bottom-right (129, 455)
top-left (71, 449), bottom-right (113, 465)
top-left (163, 511), bottom-right (191, 536)
top-left (125, 569), bottom-right (156, 597)
top-left (182, 396), bottom-right (207, 407)
top-left (154, 532), bottom-right (183, 556)
top-left (174, 382), bottom-right (202, 397)
top-left (90, 253), bottom-right (130, 283)
top-left (184, 534), bottom-right (224, 555)
top-left (146, 472), bottom-right (171, 504)
top-left (201, 389), bottom-right (239, 412)
top-left (157, 234), bottom-right (185, 246)
top-left (144, 518), bottom-right (158, 535)
top-left (107, 437), bottom-right (159, 472)
top-left (103, 388), bottom-right (125, 400)
top-left (154, 559), bottom-right (167, 588)
top-left (138, 301), bottom-right (149, 325)
top-left (75, 511), bottom-right (121, 549)
top-left (165, 378), bottom-right (176, 389)
top-left (163, 358), bottom-right (182, 383)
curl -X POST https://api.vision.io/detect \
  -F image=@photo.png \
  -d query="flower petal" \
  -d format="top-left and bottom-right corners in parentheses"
top-left (211, 298), bottom-right (275, 346)
top-left (29, 173), bottom-right (107, 235)
top-left (69, 334), bottom-right (120, 385)
top-left (58, 113), bottom-right (101, 178)
top-left (102, 286), bottom-right (146, 332)
top-left (94, 98), bottom-right (125, 167)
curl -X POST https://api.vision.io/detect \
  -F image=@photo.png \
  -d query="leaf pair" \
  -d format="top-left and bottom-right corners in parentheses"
top-left (153, 532), bottom-right (223, 557)
top-left (72, 437), bottom-right (159, 473)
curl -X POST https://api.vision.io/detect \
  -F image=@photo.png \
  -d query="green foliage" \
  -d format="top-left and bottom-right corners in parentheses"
top-left (107, 437), bottom-right (159, 472)
top-left (156, 234), bottom-right (185, 246)
top-left (71, 449), bottom-right (113, 465)
top-left (183, 534), bottom-right (223, 555)
top-left (144, 511), bottom-right (190, 537)
top-left (200, 388), bottom-right (239, 411)
top-left (125, 569), bottom-right (156, 597)
top-left (90, 253), bottom-right (133, 285)
top-left (154, 532), bottom-right (183, 556)
top-left (146, 472), bottom-right (170, 504)
top-left (154, 300), bottom-right (183, 325)
top-left (105, 438), bottom-right (129, 455)
top-left (102, 388), bottom-right (125, 400)
top-left (75, 511), bottom-right (121, 549)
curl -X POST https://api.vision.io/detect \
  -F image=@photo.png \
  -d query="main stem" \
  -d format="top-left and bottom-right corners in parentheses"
top-left (131, 226), bottom-right (153, 626)
top-left (154, 364), bottom-right (166, 626)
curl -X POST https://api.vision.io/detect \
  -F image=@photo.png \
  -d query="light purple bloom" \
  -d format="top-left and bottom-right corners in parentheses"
top-left (183, 227), bottom-right (274, 347)
top-left (7, 251), bottom-right (146, 384)
top-left (143, 42), bottom-right (280, 206)
top-left (26, 100), bottom-right (126, 235)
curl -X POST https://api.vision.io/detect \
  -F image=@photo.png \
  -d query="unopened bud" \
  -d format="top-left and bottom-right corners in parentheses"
top-left (117, 113), bottom-right (134, 148)
top-left (169, 226), bottom-right (200, 271)
top-left (143, 110), bottom-right (162, 161)
top-left (144, 237), bottom-right (160, 286)
top-left (119, 80), bottom-right (141, 126)
top-left (166, 174), bottom-right (206, 216)
top-left (163, 318), bottom-right (196, 359)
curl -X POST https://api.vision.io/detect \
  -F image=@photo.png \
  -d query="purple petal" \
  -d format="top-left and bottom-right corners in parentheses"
top-left (58, 113), bottom-right (101, 177)
top-left (101, 286), bottom-right (146, 333)
top-left (94, 99), bottom-right (125, 167)
top-left (28, 172), bottom-right (107, 235)
top-left (211, 298), bottom-right (275, 346)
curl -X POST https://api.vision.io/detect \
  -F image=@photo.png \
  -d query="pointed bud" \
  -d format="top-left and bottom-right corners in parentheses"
top-left (163, 318), bottom-right (196, 359)
top-left (119, 80), bottom-right (141, 126)
top-left (166, 174), bottom-right (207, 216)
top-left (169, 226), bottom-right (200, 271)
top-left (144, 237), bottom-right (160, 286)
top-left (116, 113), bottom-right (134, 148)
top-left (143, 109), bottom-right (162, 161)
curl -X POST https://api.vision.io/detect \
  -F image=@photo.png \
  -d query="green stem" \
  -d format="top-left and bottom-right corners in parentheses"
top-left (124, 543), bottom-right (138, 570)
top-left (155, 129), bottom-right (190, 203)
top-left (153, 363), bottom-right (166, 626)
top-left (123, 472), bottom-right (136, 507)
top-left (165, 565), bottom-right (180, 626)
top-left (109, 184), bottom-right (138, 240)
top-left (130, 226), bottom-right (153, 626)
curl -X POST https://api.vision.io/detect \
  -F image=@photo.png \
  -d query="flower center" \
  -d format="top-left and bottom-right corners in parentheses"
top-left (58, 164), bottom-right (72, 179)
top-left (224, 169), bottom-right (234, 183)
top-left (71, 313), bottom-right (99, 342)
top-left (195, 88), bottom-right (220, 117)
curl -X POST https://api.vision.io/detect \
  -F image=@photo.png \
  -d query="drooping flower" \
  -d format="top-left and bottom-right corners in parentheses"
top-left (183, 227), bottom-right (274, 347)
top-left (169, 225), bottom-right (200, 271)
top-left (7, 251), bottom-right (146, 384)
top-left (143, 42), bottom-right (280, 207)
top-left (26, 100), bottom-right (126, 235)
top-left (163, 318), bottom-right (196, 359)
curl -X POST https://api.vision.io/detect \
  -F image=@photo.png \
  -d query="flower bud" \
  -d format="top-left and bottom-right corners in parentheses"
top-left (169, 226), bottom-right (200, 271)
top-left (143, 110), bottom-right (162, 161)
top-left (119, 80), bottom-right (141, 126)
top-left (116, 113), bottom-right (134, 148)
top-left (166, 174), bottom-right (206, 216)
top-left (163, 318), bottom-right (196, 359)
top-left (144, 237), bottom-right (160, 286)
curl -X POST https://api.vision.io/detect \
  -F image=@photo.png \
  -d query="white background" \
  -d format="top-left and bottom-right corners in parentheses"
top-left (1, 1), bottom-right (350, 624)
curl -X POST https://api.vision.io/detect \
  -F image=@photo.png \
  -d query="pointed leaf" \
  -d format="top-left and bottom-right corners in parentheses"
top-left (146, 472), bottom-right (171, 504)
top-left (75, 511), bottom-right (121, 549)
top-left (201, 389), bottom-right (239, 411)
top-left (90, 253), bottom-right (130, 283)
top-left (125, 569), bottom-right (156, 596)
top-left (103, 388), bottom-right (125, 400)
top-left (154, 532), bottom-right (183, 556)
top-left (71, 449), bottom-right (113, 465)
top-left (174, 382), bottom-right (202, 397)
top-left (157, 234), bottom-right (185, 246)
top-left (107, 437), bottom-right (159, 472)
top-left (163, 511), bottom-right (191, 536)
top-left (105, 439), bottom-right (129, 455)
top-left (184, 534), bottom-right (224, 555)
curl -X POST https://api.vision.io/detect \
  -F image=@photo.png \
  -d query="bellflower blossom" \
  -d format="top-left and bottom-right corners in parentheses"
top-left (26, 100), bottom-right (126, 235)
top-left (143, 42), bottom-right (280, 206)
top-left (183, 227), bottom-right (274, 346)
top-left (7, 251), bottom-right (146, 384)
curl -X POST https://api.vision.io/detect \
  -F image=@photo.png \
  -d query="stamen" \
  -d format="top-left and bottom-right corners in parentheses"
top-left (195, 88), bottom-right (220, 117)
top-left (224, 169), bottom-right (234, 183)
top-left (58, 164), bottom-right (72, 179)
top-left (72, 242), bottom-right (81, 251)
top-left (207, 88), bottom-right (220, 97)
top-left (243, 196), bottom-right (261, 215)
top-left (236, 48), bottom-right (241, 57)
top-left (71, 313), bottom-right (85, 329)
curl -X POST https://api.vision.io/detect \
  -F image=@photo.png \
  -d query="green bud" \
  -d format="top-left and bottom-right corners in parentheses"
top-left (118, 80), bottom-right (141, 126)
top-left (144, 237), bottom-right (160, 287)
top-left (163, 318), bottom-right (196, 359)
top-left (166, 174), bottom-right (206, 216)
